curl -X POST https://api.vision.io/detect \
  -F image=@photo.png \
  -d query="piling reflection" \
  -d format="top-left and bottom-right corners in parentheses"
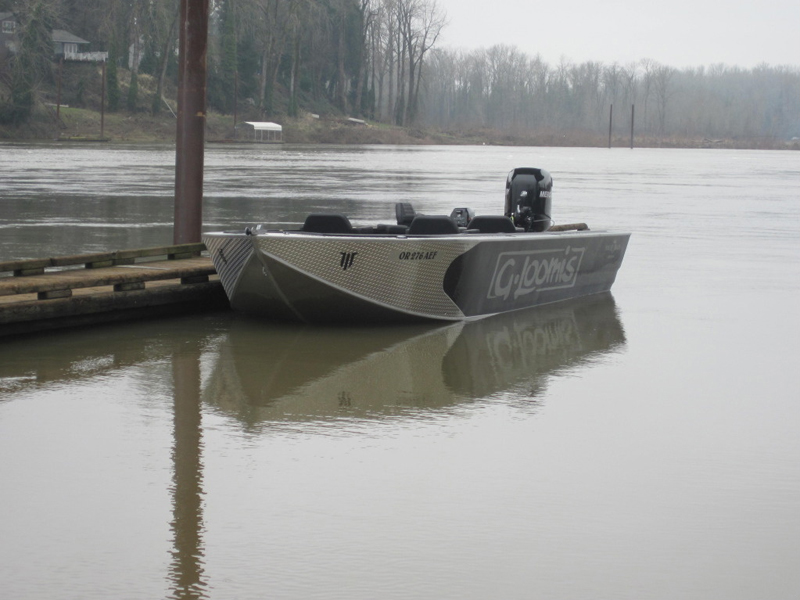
top-left (203, 293), bottom-right (626, 425)
top-left (0, 319), bottom-right (216, 600)
top-left (168, 341), bottom-right (207, 600)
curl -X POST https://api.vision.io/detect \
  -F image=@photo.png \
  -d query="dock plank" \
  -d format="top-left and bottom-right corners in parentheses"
top-left (0, 249), bottom-right (228, 337)
top-left (0, 280), bottom-right (227, 336)
top-left (0, 243), bottom-right (206, 275)
top-left (0, 257), bottom-right (216, 297)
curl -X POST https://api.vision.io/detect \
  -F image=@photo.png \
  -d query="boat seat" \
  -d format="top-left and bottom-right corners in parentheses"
top-left (469, 215), bottom-right (518, 233)
top-left (407, 215), bottom-right (460, 235)
top-left (301, 213), bottom-right (354, 234)
top-left (395, 202), bottom-right (417, 226)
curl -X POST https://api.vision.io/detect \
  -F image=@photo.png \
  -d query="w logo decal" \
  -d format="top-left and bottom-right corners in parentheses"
top-left (340, 251), bottom-right (358, 270)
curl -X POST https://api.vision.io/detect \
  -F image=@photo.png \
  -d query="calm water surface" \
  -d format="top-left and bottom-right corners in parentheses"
top-left (1, 143), bottom-right (799, 599)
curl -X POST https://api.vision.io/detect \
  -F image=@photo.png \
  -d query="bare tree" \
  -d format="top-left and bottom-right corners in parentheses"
top-left (639, 58), bottom-right (656, 133)
top-left (236, 0), bottom-right (295, 116)
top-left (150, 0), bottom-right (179, 115)
top-left (621, 61), bottom-right (638, 115)
top-left (406, 0), bottom-right (445, 124)
top-left (653, 63), bottom-right (675, 138)
top-left (352, 0), bottom-right (377, 116)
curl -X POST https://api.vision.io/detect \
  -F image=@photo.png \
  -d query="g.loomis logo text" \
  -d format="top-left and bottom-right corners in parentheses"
top-left (487, 247), bottom-right (584, 301)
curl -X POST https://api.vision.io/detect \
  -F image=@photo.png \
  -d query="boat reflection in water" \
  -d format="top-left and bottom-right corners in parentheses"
top-left (203, 292), bottom-right (626, 425)
top-left (0, 292), bottom-right (623, 598)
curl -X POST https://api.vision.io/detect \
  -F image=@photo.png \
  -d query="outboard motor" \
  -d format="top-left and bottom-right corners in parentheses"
top-left (504, 168), bottom-right (553, 232)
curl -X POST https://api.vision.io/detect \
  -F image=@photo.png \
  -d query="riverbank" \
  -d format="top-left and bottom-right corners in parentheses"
top-left (1, 104), bottom-right (797, 150)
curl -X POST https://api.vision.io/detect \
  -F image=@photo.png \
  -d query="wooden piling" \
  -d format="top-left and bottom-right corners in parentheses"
top-left (101, 60), bottom-right (106, 139)
top-left (174, 0), bottom-right (210, 245)
top-left (233, 70), bottom-right (239, 140)
top-left (56, 58), bottom-right (63, 124)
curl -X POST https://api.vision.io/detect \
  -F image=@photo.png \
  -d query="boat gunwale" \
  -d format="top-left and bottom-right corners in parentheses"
top-left (203, 229), bottom-right (629, 241)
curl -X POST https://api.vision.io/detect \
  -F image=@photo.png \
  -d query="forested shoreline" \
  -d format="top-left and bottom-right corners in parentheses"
top-left (1, 0), bottom-right (798, 146)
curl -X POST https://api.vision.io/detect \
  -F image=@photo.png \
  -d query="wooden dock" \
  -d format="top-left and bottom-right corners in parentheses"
top-left (0, 244), bottom-right (227, 337)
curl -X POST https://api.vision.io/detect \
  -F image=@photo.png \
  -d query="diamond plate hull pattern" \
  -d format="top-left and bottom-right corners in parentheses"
top-left (204, 230), bottom-right (629, 323)
top-left (254, 235), bottom-right (475, 319)
top-left (204, 234), bottom-right (253, 299)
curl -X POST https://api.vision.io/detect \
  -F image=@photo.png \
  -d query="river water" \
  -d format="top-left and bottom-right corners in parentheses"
top-left (1, 143), bottom-right (799, 600)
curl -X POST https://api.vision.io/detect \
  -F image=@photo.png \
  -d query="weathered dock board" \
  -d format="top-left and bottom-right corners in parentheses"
top-left (0, 244), bottom-right (228, 337)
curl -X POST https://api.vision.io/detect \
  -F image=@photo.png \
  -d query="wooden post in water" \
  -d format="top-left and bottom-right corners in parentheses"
top-left (608, 104), bottom-right (613, 149)
top-left (56, 58), bottom-right (63, 125)
top-left (100, 60), bottom-right (106, 139)
top-left (630, 104), bottom-right (635, 149)
top-left (174, 0), bottom-right (210, 245)
top-left (233, 71), bottom-right (238, 140)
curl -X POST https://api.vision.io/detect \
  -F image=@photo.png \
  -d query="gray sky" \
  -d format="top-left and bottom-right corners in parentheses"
top-left (435, 0), bottom-right (800, 68)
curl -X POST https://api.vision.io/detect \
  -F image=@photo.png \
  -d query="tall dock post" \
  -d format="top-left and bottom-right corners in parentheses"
top-left (56, 58), bottom-right (63, 123)
top-left (174, 0), bottom-right (210, 245)
top-left (101, 60), bottom-right (106, 139)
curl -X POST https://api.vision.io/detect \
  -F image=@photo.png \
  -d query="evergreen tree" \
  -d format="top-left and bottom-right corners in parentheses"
top-left (107, 44), bottom-right (121, 112)
top-left (0, 0), bottom-right (57, 124)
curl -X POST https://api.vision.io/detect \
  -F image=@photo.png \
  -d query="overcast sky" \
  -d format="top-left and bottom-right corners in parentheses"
top-left (434, 0), bottom-right (800, 69)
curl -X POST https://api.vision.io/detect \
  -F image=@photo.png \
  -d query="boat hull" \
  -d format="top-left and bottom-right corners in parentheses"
top-left (204, 230), bottom-right (630, 323)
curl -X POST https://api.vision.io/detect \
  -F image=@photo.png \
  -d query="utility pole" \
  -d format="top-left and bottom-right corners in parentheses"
top-left (233, 71), bottom-right (238, 140)
top-left (101, 60), bottom-right (106, 139)
top-left (174, 0), bottom-right (210, 245)
top-left (56, 58), bottom-right (63, 125)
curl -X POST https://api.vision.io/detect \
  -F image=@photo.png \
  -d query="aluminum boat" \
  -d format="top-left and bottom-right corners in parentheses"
top-left (203, 168), bottom-right (630, 323)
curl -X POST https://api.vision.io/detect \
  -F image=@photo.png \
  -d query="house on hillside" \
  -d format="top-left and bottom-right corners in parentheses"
top-left (1, 12), bottom-right (18, 54)
top-left (53, 29), bottom-right (107, 61)
top-left (0, 13), bottom-right (107, 62)
top-left (52, 29), bottom-right (89, 57)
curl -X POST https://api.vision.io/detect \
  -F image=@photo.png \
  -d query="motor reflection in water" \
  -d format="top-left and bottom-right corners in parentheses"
top-left (203, 292), bottom-right (626, 425)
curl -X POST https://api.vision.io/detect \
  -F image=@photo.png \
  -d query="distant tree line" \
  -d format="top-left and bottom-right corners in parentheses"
top-left (1, 0), bottom-right (798, 142)
top-left (422, 47), bottom-right (800, 141)
top-left (0, 0), bottom-right (447, 127)
top-left (203, 0), bottom-right (446, 126)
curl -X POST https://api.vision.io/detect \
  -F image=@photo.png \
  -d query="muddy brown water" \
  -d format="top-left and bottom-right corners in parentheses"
top-left (1, 143), bottom-right (799, 599)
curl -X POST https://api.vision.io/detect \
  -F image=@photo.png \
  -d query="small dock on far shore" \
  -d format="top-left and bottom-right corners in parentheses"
top-left (0, 244), bottom-right (227, 337)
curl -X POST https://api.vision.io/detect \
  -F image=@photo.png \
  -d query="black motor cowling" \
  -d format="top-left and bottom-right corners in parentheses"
top-left (504, 168), bottom-right (553, 232)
